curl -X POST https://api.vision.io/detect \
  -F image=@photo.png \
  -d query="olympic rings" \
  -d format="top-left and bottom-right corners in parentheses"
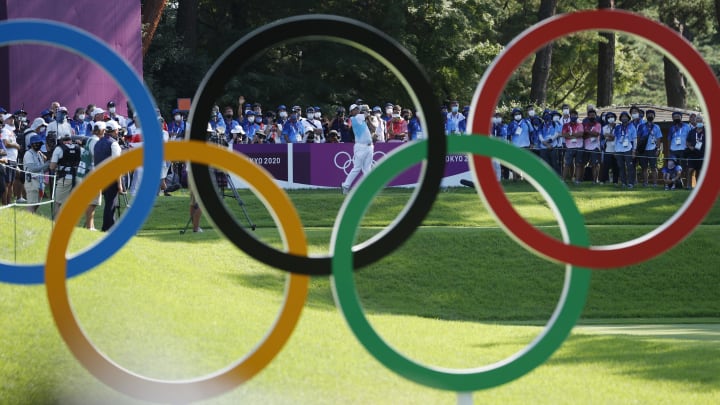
top-left (187, 14), bottom-right (445, 275)
top-left (469, 9), bottom-right (720, 269)
top-left (332, 136), bottom-right (591, 391)
top-left (0, 19), bottom-right (163, 285)
top-left (45, 142), bottom-right (309, 403)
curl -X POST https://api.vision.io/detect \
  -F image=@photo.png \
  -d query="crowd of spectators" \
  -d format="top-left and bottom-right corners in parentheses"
top-left (489, 104), bottom-right (705, 190)
top-left (1, 97), bottom-right (707, 221)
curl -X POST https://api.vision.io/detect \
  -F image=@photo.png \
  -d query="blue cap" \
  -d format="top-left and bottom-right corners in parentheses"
top-left (314, 106), bottom-right (321, 112)
top-left (372, 106), bottom-right (381, 112)
top-left (511, 107), bottom-right (522, 115)
top-left (246, 110), bottom-right (255, 116)
top-left (278, 104), bottom-right (287, 110)
top-left (0, 107), bottom-right (7, 114)
top-left (41, 109), bottom-right (52, 116)
top-left (29, 134), bottom-right (44, 145)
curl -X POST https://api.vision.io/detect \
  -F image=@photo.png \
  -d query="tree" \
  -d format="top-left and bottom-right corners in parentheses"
top-left (176, 0), bottom-right (199, 50)
top-left (529, 0), bottom-right (558, 105)
top-left (596, 0), bottom-right (615, 107)
top-left (141, 0), bottom-right (168, 56)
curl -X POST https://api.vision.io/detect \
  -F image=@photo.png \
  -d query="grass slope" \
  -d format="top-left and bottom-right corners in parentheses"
top-left (1, 184), bottom-right (718, 403)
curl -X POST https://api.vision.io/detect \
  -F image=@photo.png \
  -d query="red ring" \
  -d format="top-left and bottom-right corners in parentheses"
top-left (469, 9), bottom-right (720, 269)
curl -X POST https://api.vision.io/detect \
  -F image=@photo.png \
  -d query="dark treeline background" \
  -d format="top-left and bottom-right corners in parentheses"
top-left (141, 0), bottom-right (720, 116)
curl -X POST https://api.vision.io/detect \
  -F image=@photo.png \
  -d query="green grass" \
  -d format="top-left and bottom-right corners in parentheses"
top-left (1, 184), bottom-right (718, 404)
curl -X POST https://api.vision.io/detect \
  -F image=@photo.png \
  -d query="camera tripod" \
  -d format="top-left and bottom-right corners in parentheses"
top-left (180, 169), bottom-right (256, 234)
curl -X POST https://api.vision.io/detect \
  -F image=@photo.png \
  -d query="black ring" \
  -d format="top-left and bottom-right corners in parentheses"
top-left (187, 14), bottom-right (445, 275)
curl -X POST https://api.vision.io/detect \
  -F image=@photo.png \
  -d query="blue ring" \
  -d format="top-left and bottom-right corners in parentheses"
top-left (0, 20), bottom-right (162, 284)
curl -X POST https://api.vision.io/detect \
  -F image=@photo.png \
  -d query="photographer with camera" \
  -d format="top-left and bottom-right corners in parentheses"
top-left (94, 120), bottom-right (124, 232)
top-left (49, 132), bottom-right (83, 213)
top-left (23, 133), bottom-right (49, 213)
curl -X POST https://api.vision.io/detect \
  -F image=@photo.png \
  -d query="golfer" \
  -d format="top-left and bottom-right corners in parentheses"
top-left (341, 104), bottom-right (376, 194)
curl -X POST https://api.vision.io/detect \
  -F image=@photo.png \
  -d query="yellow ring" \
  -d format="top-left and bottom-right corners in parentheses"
top-left (45, 141), bottom-right (309, 403)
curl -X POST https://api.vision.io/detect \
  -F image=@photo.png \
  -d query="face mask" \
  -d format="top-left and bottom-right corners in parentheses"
top-left (224, 113), bottom-right (233, 119)
top-left (109, 107), bottom-right (116, 114)
top-left (279, 111), bottom-right (287, 118)
top-left (374, 112), bottom-right (381, 117)
top-left (56, 114), bottom-right (66, 123)
top-left (386, 108), bottom-right (393, 115)
top-left (562, 109), bottom-right (569, 115)
top-left (697, 123), bottom-right (704, 128)
top-left (174, 115), bottom-right (182, 121)
top-left (402, 115), bottom-right (410, 120)
top-left (19, 116), bottom-right (27, 122)
top-left (492, 117), bottom-right (501, 124)
top-left (451, 106), bottom-right (459, 113)
top-left (514, 114), bottom-right (522, 121)
top-left (570, 117), bottom-right (578, 123)
top-left (588, 116), bottom-right (596, 122)
top-left (631, 113), bottom-right (639, 120)
top-left (673, 118), bottom-right (681, 124)
top-left (392, 114), bottom-right (401, 118)
top-left (607, 117), bottom-right (616, 124)
top-left (621, 118), bottom-right (629, 124)
top-left (552, 116), bottom-right (560, 122)
top-left (77, 114), bottom-right (85, 121)
top-left (647, 116), bottom-right (655, 122)
top-left (528, 110), bottom-right (535, 117)
top-left (32, 143), bottom-right (42, 151)
top-left (290, 114), bottom-right (297, 122)
top-left (314, 112), bottom-right (321, 119)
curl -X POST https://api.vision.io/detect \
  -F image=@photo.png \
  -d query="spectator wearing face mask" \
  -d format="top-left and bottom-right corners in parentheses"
top-left (106, 101), bottom-right (127, 128)
top-left (600, 112), bottom-right (620, 185)
top-left (281, 109), bottom-right (304, 144)
top-left (329, 106), bottom-right (351, 143)
top-left (668, 111), bottom-right (691, 163)
top-left (45, 106), bottom-right (75, 155)
top-left (445, 100), bottom-right (465, 135)
top-left (301, 106), bottom-right (324, 143)
top-left (561, 110), bottom-right (584, 184)
top-left (581, 108), bottom-right (602, 184)
top-left (613, 111), bottom-right (637, 189)
top-left (167, 109), bottom-right (187, 141)
top-left (70, 108), bottom-right (88, 137)
top-left (22, 133), bottom-right (49, 213)
top-left (685, 114), bottom-right (706, 190)
top-left (276, 104), bottom-right (288, 126)
top-left (382, 103), bottom-right (394, 123)
top-left (221, 106), bottom-right (242, 144)
top-left (636, 109), bottom-right (662, 187)
top-left (387, 105), bottom-right (408, 142)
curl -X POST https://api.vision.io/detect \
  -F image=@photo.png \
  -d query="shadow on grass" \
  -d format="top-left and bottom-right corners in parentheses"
top-left (553, 334), bottom-right (720, 390)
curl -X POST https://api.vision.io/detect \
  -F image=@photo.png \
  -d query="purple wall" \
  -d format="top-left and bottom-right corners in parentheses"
top-left (234, 143), bottom-right (471, 188)
top-left (0, 0), bottom-right (141, 118)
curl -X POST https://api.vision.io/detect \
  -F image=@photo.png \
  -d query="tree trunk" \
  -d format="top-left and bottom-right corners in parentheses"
top-left (176, 0), bottom-right (199, 50)
top-left (529, 0), bottom-right (558, 105)
top-left (141, 0), bottom-right (167, 56)
top-left (715, 0), bottom-right (720, 31)
top-left (663, 57), bottom-right (687, 108)
top-left (596, 0), bottom-right (615, 107)
top-left (660, 15), bottom-right (688, 108)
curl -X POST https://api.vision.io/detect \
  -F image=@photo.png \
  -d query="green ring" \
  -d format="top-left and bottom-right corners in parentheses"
top-left (330, 136), bottom-right (591, 391)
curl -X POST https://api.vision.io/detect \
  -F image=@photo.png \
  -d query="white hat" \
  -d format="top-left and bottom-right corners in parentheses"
top-left (91, 108), bottom-right (105, 116)
top-left (93, 121), bottom-right (107, 131)
top-left (230, 124), bottom-right (245, 134)
top-left (1, 113), bottom-right (13, 121)
top-left (105, 120), bottom-right (120, 131)
top-left (349, 104), bottom-right (358, 112)
top-left (30, 117), bottom-right (47, 131)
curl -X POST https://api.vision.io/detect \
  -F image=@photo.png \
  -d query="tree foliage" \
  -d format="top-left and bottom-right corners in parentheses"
top-left (143, 0), bottom-right (719, 116)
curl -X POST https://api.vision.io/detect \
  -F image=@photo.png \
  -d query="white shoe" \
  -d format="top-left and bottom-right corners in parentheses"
top-left (16, 198), bottom-right (27, 203)
top-left (341, 185), bottom-right (349, 195)
top-left (193, 227), bottom-right (203, 233)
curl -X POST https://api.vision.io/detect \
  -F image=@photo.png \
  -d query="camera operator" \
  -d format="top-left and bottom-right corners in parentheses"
top-left (94, 120), bottom-right (124, 231)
